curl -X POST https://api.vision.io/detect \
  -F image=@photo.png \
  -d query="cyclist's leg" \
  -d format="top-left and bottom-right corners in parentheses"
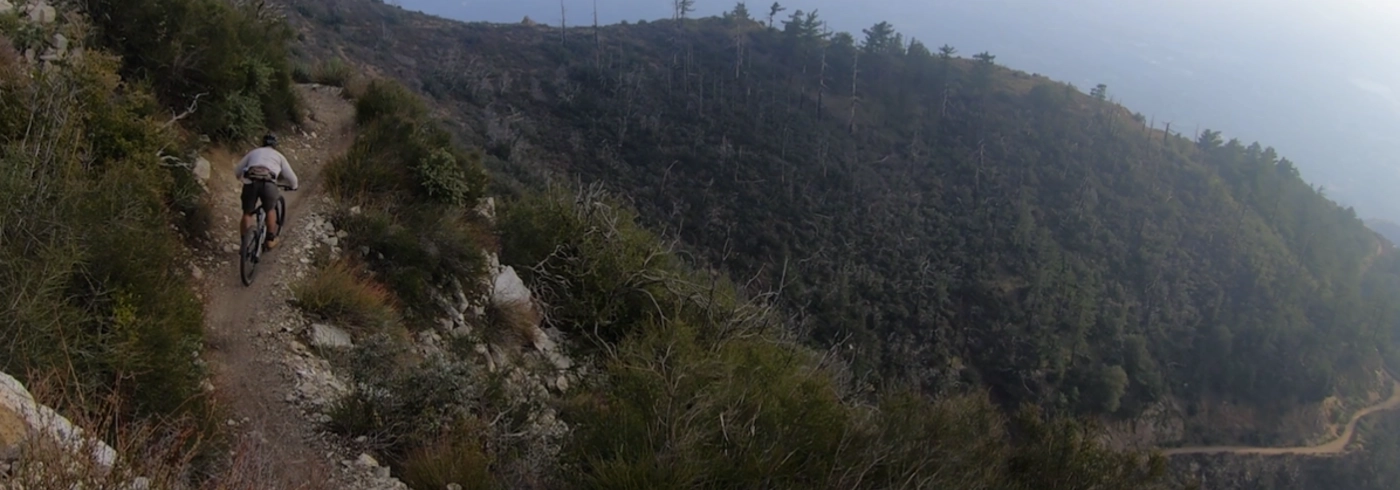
top-left (260, 182), bottom-right (282, 245)
top-left (239, 182), bottom-right (260, 237)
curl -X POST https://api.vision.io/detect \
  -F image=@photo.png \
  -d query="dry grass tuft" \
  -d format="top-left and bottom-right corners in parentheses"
top-left (5, 372), bottom-right (338, 490)
top-left (0, 35), bottom-right (17, 70)
top-left (310, 57), bottom-right (353, 87)
top-left (484, 296), bottom-right (541, 349)
top-left (292, 259), bottom-right (399, 331)
top-left (397, 418), bottom-right (497, 490)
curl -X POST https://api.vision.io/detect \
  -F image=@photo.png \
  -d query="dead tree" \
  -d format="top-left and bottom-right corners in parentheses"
top-left (847, 50), bottom-right (860, 134)
top-left (816, 44), bottom-right (827, 120)
top-left (593, 0), bottom-right (601, 64)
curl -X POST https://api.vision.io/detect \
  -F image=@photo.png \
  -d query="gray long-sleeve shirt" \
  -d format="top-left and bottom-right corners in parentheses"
top-left (234, 147), bottom-right (299, 189)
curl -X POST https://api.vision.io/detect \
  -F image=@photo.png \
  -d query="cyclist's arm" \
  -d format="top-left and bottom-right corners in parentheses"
top-left (233, 154), bottom-right (251, 179)
top-left (279, 153), bottom-right (299, 190)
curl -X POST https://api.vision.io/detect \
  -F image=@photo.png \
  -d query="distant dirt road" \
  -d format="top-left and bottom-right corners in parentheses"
top-left (1161, 375), bottom-right (1400, 456)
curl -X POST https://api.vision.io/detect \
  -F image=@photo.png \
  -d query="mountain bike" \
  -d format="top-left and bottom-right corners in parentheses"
top-left (240, 184), bottom-right (293, 286)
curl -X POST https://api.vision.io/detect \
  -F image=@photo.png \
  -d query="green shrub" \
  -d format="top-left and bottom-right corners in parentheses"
top-left (311, 57), bottom-right (353, 87)
top-left (291, 62), bottom-right (313, 84)
top-left (333, 205), bottom-right (490, 326)
top-left (325, 78), bottom-right (492, 326)
top-left (325, 334), bottom-right (483, 452)
top-left (293, 259), bottom-right (400, 331)
top-left (0, 36), bottom-right (204, 419)
top-left (354, 79), bottom-right (428, 126)
top-left (79, 0), bottom-right (303, 140)
top-left (498, 184), bottom-right (752, 349)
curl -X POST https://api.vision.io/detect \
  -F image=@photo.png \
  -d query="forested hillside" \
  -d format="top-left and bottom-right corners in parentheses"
top-left (279, 0), bottom-right (1400, 443)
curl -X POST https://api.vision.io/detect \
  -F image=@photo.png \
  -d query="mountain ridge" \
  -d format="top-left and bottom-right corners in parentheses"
top-left (278, 0), bottom-right (1400, 449)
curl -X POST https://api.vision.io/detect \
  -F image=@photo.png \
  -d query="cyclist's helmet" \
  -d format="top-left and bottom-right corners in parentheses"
top-left (262, 133), bottom-right (278, 147)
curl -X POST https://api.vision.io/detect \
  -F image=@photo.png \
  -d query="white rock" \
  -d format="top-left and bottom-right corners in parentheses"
top-left (547, 351), bottom-right (574, 371)
top-left (193, 157), bottom-right (212, 181)
top-left (190, 265), bottom-right (203, 280)
top-left (0, 371), bottom-right (117, 473)
top-left (350, 206), bottom-right (362, 215)
top-left (447, 484), bottom-right (464, 490)
top-left (491, 266), bottom-right (532, 305)
top-left (0, 1), bottom-right (14, 15)
top-left (321, 236), bottom-right (339, 248)
top-left (484, 252), bottom-right (501, 274)
top-left (474, 197), bottom-right (497, 221)
top-left (356, 453), bottom-right (380, 468)
top-left (308, 323), bottom-right (353, 349)
top-left (531, 326), bottom-right (556, 353)
top-left (555, 375), bottom-right (570, 392)
top-left (23, 1), bottom-right (55, 23)
top-left (224, 243), bottom-right (239, 253)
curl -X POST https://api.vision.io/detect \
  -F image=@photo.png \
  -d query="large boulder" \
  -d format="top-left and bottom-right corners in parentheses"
top-left (0, 372), bottom-right (117, 472)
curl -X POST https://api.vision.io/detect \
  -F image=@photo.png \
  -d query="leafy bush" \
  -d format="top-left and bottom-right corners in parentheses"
top-left (311, 57), bottom-right (354, 87)
top-left (326, 335), bottom-right (480, 449)
top-left (78, 0), bottom-right (302, 141)
top-left (324, 79), bottom-right (492, 326)
top-left (292, 259), bottom-right (399, 331)
top-left (0, 37), bottom-right (204, 419)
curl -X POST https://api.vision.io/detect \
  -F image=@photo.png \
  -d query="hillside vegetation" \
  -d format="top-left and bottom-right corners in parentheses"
top-left (1, 0), bottom-right (307, 486)
top-left (282, 0), bottom-right (1400, 445)
top-left (2, 0), bottom-right (297, 420)
top-left (308, 74), bottom-right (1169, 489)
top-left (7, 0), bottom-right (1400, 487)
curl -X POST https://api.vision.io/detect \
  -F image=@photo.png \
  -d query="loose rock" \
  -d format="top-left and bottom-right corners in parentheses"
top-left (308, 323), bottom-right (353, 349)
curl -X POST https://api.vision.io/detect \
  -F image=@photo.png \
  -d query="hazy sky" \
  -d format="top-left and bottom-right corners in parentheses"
top-left (387, 0), bottom-right (1400, 220)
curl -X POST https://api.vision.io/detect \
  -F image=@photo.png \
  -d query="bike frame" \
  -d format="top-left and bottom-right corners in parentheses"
top-left (240, 184), bottom-right (292, 286)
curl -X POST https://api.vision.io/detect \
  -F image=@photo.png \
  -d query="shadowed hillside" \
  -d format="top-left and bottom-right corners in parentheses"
top-left (277, 0), bottom-right (1400, 448)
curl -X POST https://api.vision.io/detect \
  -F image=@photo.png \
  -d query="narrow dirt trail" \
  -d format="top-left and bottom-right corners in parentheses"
top-left (1161, 375), bottom-right (1400, 456)
top-left (197, 84), bottom-right (357, 489)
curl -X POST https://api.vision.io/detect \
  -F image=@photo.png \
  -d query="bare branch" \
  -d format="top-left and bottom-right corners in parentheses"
top-left (162, 93), bottom-right (207, 130)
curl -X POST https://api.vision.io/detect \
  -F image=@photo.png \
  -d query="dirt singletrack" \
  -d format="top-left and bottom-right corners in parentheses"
top-left (197, 84), bottom-right (356, 489)
top-left (1161, 374), bottom-right (1400, 456)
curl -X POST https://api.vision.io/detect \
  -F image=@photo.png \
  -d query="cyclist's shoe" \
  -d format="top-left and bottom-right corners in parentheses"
top-left (264, 236), bottom-right (280, 251)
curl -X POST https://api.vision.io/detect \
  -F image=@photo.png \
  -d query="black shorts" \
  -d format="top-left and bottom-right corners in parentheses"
top-left (241, 180), bottom-right (280, 215)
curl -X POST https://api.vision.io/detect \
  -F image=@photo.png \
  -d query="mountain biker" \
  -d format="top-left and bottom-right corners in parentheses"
top-left (235, 133), bottom-right (298, 250)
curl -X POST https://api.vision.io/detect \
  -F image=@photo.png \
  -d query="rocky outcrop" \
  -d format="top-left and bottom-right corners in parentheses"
top-left (0, 372), bottom-right (118, 477)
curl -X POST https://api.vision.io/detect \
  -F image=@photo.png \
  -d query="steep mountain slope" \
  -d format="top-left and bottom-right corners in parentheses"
top-left (1366, 218), bottom-right (1400, 246)
top-left (278, 0), bottom-right (1400, 447)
